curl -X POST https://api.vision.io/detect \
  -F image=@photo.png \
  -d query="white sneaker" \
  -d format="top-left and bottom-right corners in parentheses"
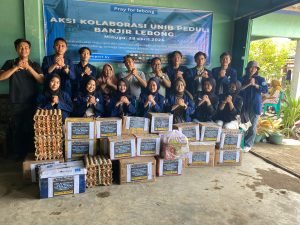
top-left (244, 146), bottom-right (251, 152)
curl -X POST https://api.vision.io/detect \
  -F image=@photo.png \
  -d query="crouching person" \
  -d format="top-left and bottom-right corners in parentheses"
top-left (110, 78), bottom-right (136, 117)
top-left (215, 81), bottom-right (243, 129)
top-left (73, 76), bottom-right (104, 118)
top-left (165, 78), bottom-right (195, 123)
top-left (139, 77), bottom-right (165, 117)
top-left (37, 74), bottom-right (72, 122)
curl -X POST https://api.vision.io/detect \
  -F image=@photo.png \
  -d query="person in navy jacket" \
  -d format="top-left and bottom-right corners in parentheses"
top-left (165, 78), bottom-right (195, 123)
top-left (193, 78), bottom-right (219, 122)
top-left (72, 47), bottom-right (97, 99)
top-left (139, 77), bottom-right (165, 117)
top-left (240, 61), bottom-right (268, 152)
top-left (212, 52), bottom-right (237, 95)
top-left (110, 78), bottom-right (136, 117)
top-left (186, 51), bottom-right (213, 96)
top-left (214, 81), bottom-right (243, 129)
top-left (164, 51), bottom-right (188, 95)
top-left (42, 37), bottom-right (75, 96)
top-left (37, 74), bottom-right (73, 122)
top-left (73, 76), bottom-right (104, 118)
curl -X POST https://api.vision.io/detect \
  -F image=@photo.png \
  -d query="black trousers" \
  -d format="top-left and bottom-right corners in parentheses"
top-left (9, 104), bottom-right (35, 158)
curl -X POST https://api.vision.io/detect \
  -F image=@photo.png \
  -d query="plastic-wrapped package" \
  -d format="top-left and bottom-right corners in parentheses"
top-left (161, 130), bottom-right (189, 160)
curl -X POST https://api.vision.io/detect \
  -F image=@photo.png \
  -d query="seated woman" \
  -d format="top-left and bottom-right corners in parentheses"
top-left (139, 77), bottom-right (165, 117)
top-left (215, 81), bottom-right (243, 129)
top-left (193, 78), bottom-right (219, 122)
top-left (73, 76), bottom-right (104, 118)
top-left (110, 78), bottom-right (136, 117)
top-left (97, 63), bottom-right (117, 116)
top-left (262, 79), bottom-right (282, 104)
top-left (165, 78), bottom-right (195, 123)
top-left (37, 74), bottom-right (72, 122)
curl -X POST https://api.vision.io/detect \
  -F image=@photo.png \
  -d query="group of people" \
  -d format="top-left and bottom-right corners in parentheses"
top-left (0, 37), bottom-right (269, 159)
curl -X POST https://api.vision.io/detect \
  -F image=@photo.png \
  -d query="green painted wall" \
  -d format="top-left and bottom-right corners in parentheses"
top-left (252, 12), bottom-right (300, 40)
top-left (1, 0), bottom-right (238, 94)
top-left (0, 0), bottom-right (25, 93)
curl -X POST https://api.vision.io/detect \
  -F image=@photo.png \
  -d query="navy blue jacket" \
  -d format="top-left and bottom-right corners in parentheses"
top-left (186, 67), bottom-right (213, 96)
top-left (42, 55), bottom-right (75, 96)
top-left (73, 91), bottom-right (104, 117)
top-left (165, 93), bottom-right (195, 122)
top-left (215, 93), bottom-right (243, 123)
top-left (193, 91), bottom-right (219, 122)
top-left (163, 65), bottom-right (189, 95)
top-left (71, 62), bottom-right (97, 98)
top-left (139, 92), bottom-right (165, 117)
top-left (110, 95), bottom-right (137, 117)
top-left (240, 73), bottom-right (268, 115)
top-left (212, 67), bottom-right (237, 95)
top-left (36, 91), bottom-right (73, 122)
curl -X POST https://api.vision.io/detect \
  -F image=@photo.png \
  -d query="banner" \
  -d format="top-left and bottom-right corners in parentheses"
top-left (43, 0), bottom-right (213, 65)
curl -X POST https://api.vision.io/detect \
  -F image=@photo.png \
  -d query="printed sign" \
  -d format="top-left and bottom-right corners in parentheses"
top-left (114, 141), bottom-right (132, 158)
top-left (127, 163), bottom-right (152, 182)
top-left (43, 0), bottom-right (213, 65)
top-left (53, 176), bottom-right (74, 196)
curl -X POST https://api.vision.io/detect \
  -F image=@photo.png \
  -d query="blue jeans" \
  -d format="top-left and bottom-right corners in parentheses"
top-left (244, 112), bottom-right (260, 148)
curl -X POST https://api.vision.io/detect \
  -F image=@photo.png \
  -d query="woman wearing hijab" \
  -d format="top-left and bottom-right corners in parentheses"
top-left (97, 63), bottom-right (117, 116)
top-left (214, 81), bottom-right (243, 129)
top-left (262, 79), bottom-right (282, 104)
top-left (73, 76), bottom-right (104, 118)
top-left (165, 78), bottom-right (195, 123)
top-left (139, 77), bottom-right (165, 117)
top-left (193, 78), bottom-right (219, 122)
top-left (110, 78), bottom-right (137, 117)
top-left (37, 74), bottom-right (73, 122)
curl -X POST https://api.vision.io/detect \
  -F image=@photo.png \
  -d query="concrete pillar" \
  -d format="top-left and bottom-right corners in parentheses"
top-left (291, 40), bottom-right (300, 99)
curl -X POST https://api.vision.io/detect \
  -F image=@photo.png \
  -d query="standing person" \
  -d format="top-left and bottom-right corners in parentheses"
top-left (146, 57), bottom-right (171, 97)
top-left (165, 78), bottom-right (195, 123)
top-left (193, 78), bottom-right (219, 122)
top-left (73, 76), bottom-right (104, 118)
top-left (212, 52), bottom-right (237, 95)
top-left (97, 63), bottom-right (117, 116)
top-left (241, 61), bottom-right (268, 152)
top-left (0, 38), bottom-right (44, 160)
top-left (37, 74), bottom-right (73, 122)
top-left (214, 81), bottom-right (243, 129)
top-left (119, 55), bottom-right (147, 99)
top-left (42, 37), bottom-right (75, 96)
top-left (72, 47), bottom-right (97, 99)
top-left (164, 51), bottom-right (188, 95)
top-left (110, 78), bottom-right (137, 117)
top-left (186, 51), bottom-right (213, 96)
top-left (139, 78), bottom-right (165, 117)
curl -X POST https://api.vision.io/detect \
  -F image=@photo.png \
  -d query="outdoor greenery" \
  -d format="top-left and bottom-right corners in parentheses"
top-left (249, 38), bottom-right (296, 81)
top-left (281, 93), bottom-right (300, 137)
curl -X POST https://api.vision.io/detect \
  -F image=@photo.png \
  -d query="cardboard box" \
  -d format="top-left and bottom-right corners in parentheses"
top-left (156, 158), bottom-right (183, 176)
top-left (95, 117), bottom-right (122, 138)
top-left (108, 135), bottom-right (136, 160)
top-left (65, 118), bottom-right (95, 140)
top-left (215, 149), bottom-right (242, 166)
top-left (122, 116), bottom-right (150, 134)
top-left (199, 122), bottom-right (222, 142)
top-left (119, 157), bottom-right (156, 184)
top-left (186, 142), bottom-right (215, 167)
top-left (65, 139), bottom-right (96, 160)
top-left (135, 134), bottom-right (160, 157)
top-left (173, 122), bottom-right (200, 141)
top-left (219, 129), bottom-right (242, 150)
top-left (22, 153), bottom-right (64, 182)
top-left (39, 162), bottom-right (86, 199)
top-left (148, 113), bottom-right (173, 133)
